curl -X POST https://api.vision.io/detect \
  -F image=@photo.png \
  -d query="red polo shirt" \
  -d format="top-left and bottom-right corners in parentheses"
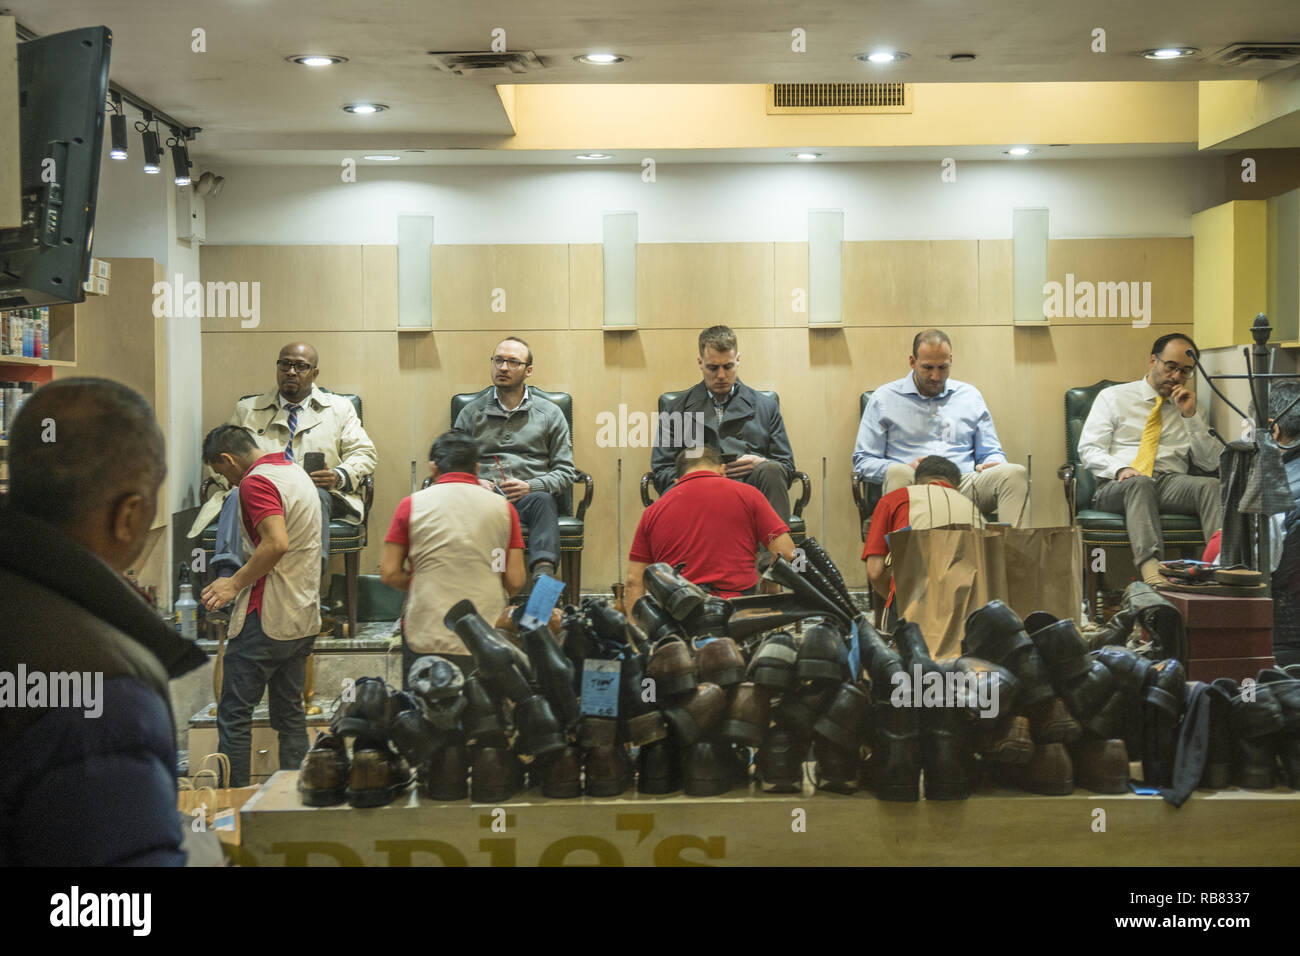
top-left (239, 452), bottom-right (291, 616)
top-left (629, 470), bottom-right (789, 597)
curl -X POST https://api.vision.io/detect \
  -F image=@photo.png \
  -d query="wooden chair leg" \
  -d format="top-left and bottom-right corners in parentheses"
top-left (562, 549), bottom-right (581, 601)
top-left (344, 550), bottom-right (360, 639)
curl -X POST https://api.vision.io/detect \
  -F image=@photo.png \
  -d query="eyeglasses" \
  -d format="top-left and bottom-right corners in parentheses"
top-left (1160, 361), bottom-right (1196, 378)
top-left (276, 359), bottom-right (315, 374)
top-left (490, 356), bottom-right (527, 369)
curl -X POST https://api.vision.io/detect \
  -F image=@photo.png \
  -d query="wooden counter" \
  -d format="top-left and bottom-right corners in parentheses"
top-left (236, 769), bottom-right (1300, 867)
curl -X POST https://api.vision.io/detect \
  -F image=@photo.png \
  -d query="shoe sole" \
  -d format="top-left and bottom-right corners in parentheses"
top-left (684, 778), bottom-right (732, 797)
top-left (346, 783), bottom-right (408, 808)
top-left (423, 785), bottom-right (468, 801)
top-left (585, 780), bottom-right (631, 797)
top-left (637, 778), bottom-right (682, 794)
top-left (542, 783), bottom-right (584, 799)
top-left (871, 783), bottom-right (921, 802)
top-left (299, 787), bottom-right (347, 807)
top-left (1077, 774), bottom-right (1128, 793)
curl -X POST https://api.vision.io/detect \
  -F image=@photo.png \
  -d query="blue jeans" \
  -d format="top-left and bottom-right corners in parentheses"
top-left (217, 611), bottom-right (317, 787)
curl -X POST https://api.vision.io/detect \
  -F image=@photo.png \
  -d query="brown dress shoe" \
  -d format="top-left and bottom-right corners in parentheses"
top-left (539, 745), bottom-right (584, 799)
top-left (299, 732), bottom-right (349, 806)
top-left (1026, 696), bottom-right (1082, 744)
top-left (974, 714), bottom-right (1035, 765)
top-left (584, 744), bottom-right (633, 797)
top-left (662, 683), bottom-right (728, 745)
top-left (694, 637), bottom-right (746, 688)
top-left (1072, 737), bottom-right (1130, 793)
top-left (346, 737), bottom-right (413, 808)
top-left (718, 682), bottom-right (772, 748)
top-left (1002, 741), bottom-right (1074, 795)
top-left (471, 747), bottom-right (523, 803)
top-left (646, 636), bottom-right (697, 699)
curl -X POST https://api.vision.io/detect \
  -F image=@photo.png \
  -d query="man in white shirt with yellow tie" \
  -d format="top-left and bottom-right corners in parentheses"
top-left (1078, 332), bottom-right (1223, 586)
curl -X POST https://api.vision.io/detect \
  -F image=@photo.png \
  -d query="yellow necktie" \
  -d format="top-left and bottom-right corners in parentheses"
top-left (1130, 396), bottom-right (1164, 476)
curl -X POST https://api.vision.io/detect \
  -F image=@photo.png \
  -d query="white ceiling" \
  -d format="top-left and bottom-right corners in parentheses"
top-left (8, 0), bottom-right (1300, 162)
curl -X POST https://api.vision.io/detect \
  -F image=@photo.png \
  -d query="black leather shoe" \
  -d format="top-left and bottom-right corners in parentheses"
top-left (718, 682), bottom-right (772, 748)
top-left (796, 623), bottom-right (850, 684)
top-left (856, 615), bottom-right (920, 802)
top-left (799, 537), bottom-right (857, 616)
top-left (387, 692), bottom-right (446, 769)
top-left (522, 621), bottom-right (581, 732)
top-left (620, 649), bottom-right (669, 746)
top-left (331, 676), bottom-right (401, 738)
top-left (813, 683), bottom-right (871, 753)
top-left (470, 746), bottom-right (523, 802)
top-left (682, 597), bottom-right (732, 638)
top-left (423, 737), bottom-right (469, 801)
top-left (462, 674), bottom-right (508, 746)
top-left (1028, 614), bottom-right (1118, 735)
top-left (773, 684), bottom-right (836, 739)
top-left (514, 694), bottom-right (567, 756)
top-left (762, 555), bottom-right (851, 624)
top-left (444, 599), bottom-right (533, 702)
top-left (1260, 670), bottom-right (1300, 789)
top-left (683, 740), bottom-right (733, 797)
top-left (643, 562), bottom-right (708, 620)
top-left (747, 631), bottom-right (798, 692)
top-left (813, 737), bottom-right (860, 794)
top-left (756, 726), bottom-right (807, 793)
top-left (539, 745), bottom-right (584, 798)
top-left (963, 601), bottom-right (1055, 711)
top-left (1225, 677), bottom-right (1283, 788)
top-left (637, 738), bottom-right (683, 794)
top-left (662, 683), bottom-right (728, 745)
top-left (632, 595), bottom-right (686, 645)
top-left (1141, 658), bottom-right (1187, 788)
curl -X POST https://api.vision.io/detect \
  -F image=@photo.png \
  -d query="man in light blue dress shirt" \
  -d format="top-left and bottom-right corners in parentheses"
top-left (852, 329), bottom-right (1029, 527)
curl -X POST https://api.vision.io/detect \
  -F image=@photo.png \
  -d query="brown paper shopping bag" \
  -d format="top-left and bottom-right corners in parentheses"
top-left (891, 525), bottom-right (1082, 659)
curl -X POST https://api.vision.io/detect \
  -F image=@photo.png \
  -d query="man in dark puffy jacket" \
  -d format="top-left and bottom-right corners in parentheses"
top-left (0, 378), bottom-right (207, 865)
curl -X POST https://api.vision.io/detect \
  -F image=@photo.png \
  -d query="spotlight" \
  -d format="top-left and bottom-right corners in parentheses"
top-left (575, 53), bottom-right (626, 65)
top-left (137, 110), bottom-right (162, 173)
top-left (1142, 47), bottom-right (1198, 60)
top-left (108, 91), bottom-right (127, 160)
top-left (343, 103), bottom-right (387, 114)
top-left (168, 127), bottom-right (193, 186)
top-left (288, 54), bottom-right (348, 67)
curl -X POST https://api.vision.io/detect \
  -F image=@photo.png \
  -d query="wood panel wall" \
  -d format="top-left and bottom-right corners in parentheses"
top-left (200, 239), bottom-right (1191, 590)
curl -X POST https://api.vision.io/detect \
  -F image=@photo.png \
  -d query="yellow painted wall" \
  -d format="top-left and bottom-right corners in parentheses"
top-left (1192, 200), bottom-right (1267, 349)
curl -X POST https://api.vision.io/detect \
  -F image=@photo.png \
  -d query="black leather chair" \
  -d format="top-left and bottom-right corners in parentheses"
top-left (638, 389), bottom-right (811, 544)
top-left (1059, 380), bottom-right (1208, 612)
top-left (447, 386), bottom-right (593, 597)
top-left (199, 388), bottom-right (375, 640)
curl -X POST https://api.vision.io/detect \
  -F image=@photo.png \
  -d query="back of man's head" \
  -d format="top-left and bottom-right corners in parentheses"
top-left (914, 455), bottom-right (961, 487)
top-left (202, 424), bottom-right (258, 466)
top-left (676, 445), bottom-right (723, 478)
top-left (430, 431), bottom-right (479, 475)
top-left (8, 377), bottom-right (166, 530)
top-left (1270, 382), bottom-right (1300, 444)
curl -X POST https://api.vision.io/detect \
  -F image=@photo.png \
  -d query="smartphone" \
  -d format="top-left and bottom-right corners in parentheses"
top-left (721, 453), bottom-right (740, 464)
top-left (302, 451), bottom-right (326, 473)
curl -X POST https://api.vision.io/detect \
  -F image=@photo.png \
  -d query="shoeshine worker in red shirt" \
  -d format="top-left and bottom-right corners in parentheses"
top-left (862, 454), bottom-right (985, 609)
top-left (625, 445), bottom-right (797, 608)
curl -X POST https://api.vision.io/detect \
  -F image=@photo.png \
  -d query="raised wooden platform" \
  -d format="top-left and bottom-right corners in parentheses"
top-left (236, 770), bottom-right (1300, 867)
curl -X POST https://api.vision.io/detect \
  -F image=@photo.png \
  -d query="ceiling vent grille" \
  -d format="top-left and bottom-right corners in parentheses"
top-left (767, 83), bottom-right (912, 114)
top-left (1210, 43), bottom-right (1300, 68)
top-left (428, 50), bottom-right (544, 75)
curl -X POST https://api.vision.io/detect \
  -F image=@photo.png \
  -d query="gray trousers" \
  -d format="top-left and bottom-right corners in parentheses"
top-left (740, 460), bottom-right (792, 524)
top-left (1092, 472), bottom-right (1223, 566)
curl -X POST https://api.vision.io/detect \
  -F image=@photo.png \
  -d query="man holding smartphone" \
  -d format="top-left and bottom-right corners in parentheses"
top-left (200, 342), bottom-right (378, 579)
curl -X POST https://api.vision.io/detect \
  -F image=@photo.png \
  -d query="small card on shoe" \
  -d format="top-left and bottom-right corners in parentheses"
top-left (519, 573), bottom-right (565, 631)
top-left (580, 659), bottom-right (622, 717)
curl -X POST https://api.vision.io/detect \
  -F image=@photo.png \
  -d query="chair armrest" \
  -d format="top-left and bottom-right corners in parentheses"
top-left (640, 471), bottom-right (657, 508)
top-left (573, 470), bottom-right (594, 521)
top-left (1057, 463), bottom-right (1076, 524)
top-left (360, 474), bottom-right (374, 522)
top-left (789, 471), bottom-right (812, 519)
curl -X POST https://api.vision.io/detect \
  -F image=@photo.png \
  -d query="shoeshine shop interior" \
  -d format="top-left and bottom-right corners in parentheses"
top-left (3, 1), bottom-right (1300, 881)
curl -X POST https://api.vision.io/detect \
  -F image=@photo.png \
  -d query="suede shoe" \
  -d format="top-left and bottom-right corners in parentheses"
top-left (662, 682), bottom-right (728, 745)
top-left (747, 631), bottom-right (799, 693)
top-left (718, 682), bottom-right (772, 748)
top-left (584, 744), bottom-right (633, 797)
top-left (298, 732), bottom-right (349, 806)
top-left (637, 738), bottom-right (683, 794)
top-left (756, 726), bottom-right (807, 793)
top-left (346, 734), bottom-right (413, 808)
top-left (694, 636), bottom-right (746, 689)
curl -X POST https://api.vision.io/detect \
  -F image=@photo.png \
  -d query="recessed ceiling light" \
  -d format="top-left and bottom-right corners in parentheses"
top-left (791, 152), bottom-right (822, 161)
top-left (289, 55), bottom-right (347, 67)
top-left (1005, 147), bottom-right (1033, 156)
top-left (343, 103), bottom-right (387, 114)
top-left (576, 53), bottom-right (626, 65)
top-left (363, 154), bottom-right (401, 161)
top-left (575, 153), bottom-right (613, 160)
top-left (858, 50), bottom-right (909, 64)
top-left (1142, 47), bottom-right (1198, 59)
top-left (948, 53), bottom-right (976, 62)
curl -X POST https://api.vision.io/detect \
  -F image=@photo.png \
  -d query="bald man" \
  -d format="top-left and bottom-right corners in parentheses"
top-left (202, 342), bottom-right (377, 579)
top-left (0, 378), bottom-right (207, 865)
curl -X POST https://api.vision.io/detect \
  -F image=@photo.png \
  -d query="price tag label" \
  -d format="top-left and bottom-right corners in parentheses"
top-left (580, 659), bottom-right (622, 717)
top-left (519, 573), bottom-right (565, 632)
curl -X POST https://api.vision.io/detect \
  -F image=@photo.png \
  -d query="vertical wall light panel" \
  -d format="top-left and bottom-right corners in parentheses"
top-left (1013, 207), bottom-right (1049, 325)
top-left (398, 214), bottom-right (434, 329)
top-left (808, 209), bottom-right (843, 326)
top-left (603, 211), bottom-right (637, 328)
